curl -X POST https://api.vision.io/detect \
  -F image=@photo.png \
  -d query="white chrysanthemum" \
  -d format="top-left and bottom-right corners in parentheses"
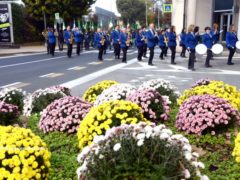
top-left (94, 84), bottom-right (136, 106)
top-left (113, 143), bottom-right (121, 151)
top-left (137, 139), bottom-right (144, 146)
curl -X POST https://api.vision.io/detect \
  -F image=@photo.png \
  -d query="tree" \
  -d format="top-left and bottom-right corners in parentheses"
top-left (22, 0), bottom-right (96, 25)
top-left (116, 0), bottom-right (146, 26)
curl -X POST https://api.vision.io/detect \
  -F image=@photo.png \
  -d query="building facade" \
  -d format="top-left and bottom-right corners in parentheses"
top-left (172, 0), bottom-right (240, 41)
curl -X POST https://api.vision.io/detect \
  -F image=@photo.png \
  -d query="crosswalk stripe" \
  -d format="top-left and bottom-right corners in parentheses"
top-left (39, 73), bottom-right (64, 78)
top-left (1, 82), bottom-right (30, 89)
top-left (67, 66), bottom-right (86, 71)
top-left (88, 61), bottom-right (103, 65)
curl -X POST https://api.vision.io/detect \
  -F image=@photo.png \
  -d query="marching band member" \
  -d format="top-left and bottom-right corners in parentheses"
top-left (179, 28), bottom-right (187, 58)
top-left (164, 28), bottom-right (169, 57)
top-left (167, 26), bottom-right (177, 64)
top-left (47, 28), bottom-right (56, 56)
top-left (202, 27), bottom-right (213, 67)
top-left (226, 24), bottom-right (238, 65)
top-left (84, 31), bottom-right (91, 50)
top-left (111, 25), bottom-right (121, 59)
top-left (211, 23), bottom-right (220, 45)
top-left (120, 28), bottom-right (129, 63)
top-left (94, 28), bottom-right (104, 61)
top-left (185, 24), bottom-right (198, 71)
top-left (58, 28), bottom-right (64, 51)
top-left (42, 28), bottom-right (50, 54)
top-left (136, 28), bottom-right (145, 61)
top-left (147, 23), bottom-right (158, 66)
top-left (142, 26), bottom-right (148, 58)
top-left (73, 27), bottom-right (83, 56)
top-left (193, 26), bottom-right (200, 62)
top-left (64, 26), bottom-right (73, 58)
top-left (158, 30), bottom-right (166, 60)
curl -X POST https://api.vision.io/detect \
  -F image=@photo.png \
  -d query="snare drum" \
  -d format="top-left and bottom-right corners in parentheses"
top-left (212, 44), bottom-right (223, 55)
top-left (196, 44), bottom-right (207, 55)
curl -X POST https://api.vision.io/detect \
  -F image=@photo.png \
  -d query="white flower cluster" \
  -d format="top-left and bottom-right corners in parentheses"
top-left (94, 84), bottom-right (136, 106)
top-left (138, 79), bottom-right (181, 104)
top-left (0, 88), bottom-right (26, 102)
top-left (23, 88), bottom-right (67, 117)
top-left (76, 122), bottom-right (208, 180)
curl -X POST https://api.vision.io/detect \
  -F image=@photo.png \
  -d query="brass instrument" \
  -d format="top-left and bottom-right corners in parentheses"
top-left (126, 33), bottom-right (131, 47)
top-left (69, 32), bottom-right (74, 44)
top-left (100, 35), bottom-right (105, 46)
top-left (42, 30), bottom-right (48, 40)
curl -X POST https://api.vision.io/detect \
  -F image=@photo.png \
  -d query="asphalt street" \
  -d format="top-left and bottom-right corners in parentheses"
top-left (0, 46), bottom-right (239, 97)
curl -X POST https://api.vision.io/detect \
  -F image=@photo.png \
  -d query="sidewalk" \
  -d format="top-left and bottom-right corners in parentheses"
top-left (0, 45), bottom-right (46, 56)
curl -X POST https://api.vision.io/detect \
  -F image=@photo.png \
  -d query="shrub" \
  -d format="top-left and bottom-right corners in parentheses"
top-left (23, 87), bottom-right (69, 116)
top-left (77, 100), bottom-right (147, 149)
top-left (0, 88), bottom-right (25, 112)
top-left (191, 78), bottom-right (212, 88)
top-left (0, 101), bottom-right (20, 125)
top-left (39, 96), bottom-right (92, 134)
top-left (138, 79), bottom-right (180, 105)
top-left (127, 89), bottom-right (170, 123)
top-left (77, 123), bottom-right (208, 180)
top-left (94, 84), bottom-right (136, 106)
top-left (176, 95), bottom-right (240, 135)
top-left (178, 81), bottom-right (240, 111)
top-left (83, 80), bottom-right (118, 103)
top-left (233, 133), bottom-right (240, 163)
top-left (49, 85), bottom-right (71, 96)
top-left (0, 126), bottom-right (51, 179)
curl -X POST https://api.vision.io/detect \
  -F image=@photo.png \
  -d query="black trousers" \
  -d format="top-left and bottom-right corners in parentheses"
top-left (228, 47), bottom-right (236, 64)
top-left (76, 42), bottom-right (81, 55)
top-left (98, 46), bottom-right (104, 60)
top-left (205, 49), bottom-right (212, 66)
top-left (148, 47), bottom-right (154, 65)
top-left (122, 47), bottom-right (128, 62)
top-left (159, 46), bottom-right (165, 59)
top-left (164, 46), bottom-right (168, 56)
top-left (181, 45), bottom-right (186, 57)
top-left (46, 40), bottom-right (50, 54)
top-left (67, 44), bottom-right (73, 58)
top-left (58, 41), bottom-right (63, 51)
top-left (143, 44), bottom-right (147, 57)
top-left (169, 46), bottom-right (176, 63)
top-left (85, 41), bottom-right (90, 50)
top-left (188, 49), bottom-right (195, 69)
top-left (137, 46), bottom-right (143, 60)
top-left (49, 43), bottom-right (55, 56)
top-left (113, 43), bottom-right (120, 58)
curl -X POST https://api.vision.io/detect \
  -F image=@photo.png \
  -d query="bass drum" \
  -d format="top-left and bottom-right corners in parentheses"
top-left (236, 41), bottom-right (240, 53)
top-left (196, 44), bottom-right (207, 55)
top-left (212, 44), bottom-right (223, 55)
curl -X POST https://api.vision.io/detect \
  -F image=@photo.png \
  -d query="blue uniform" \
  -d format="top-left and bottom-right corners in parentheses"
top-left (120, 32), bottom-right (128, 48)
top-left (94, 32), bottom-right (102, 48)
top-left (158, 34), bottom-right (166, 47)
top-left (226, 32), bottom-right (238, 48)
top-left (210, 29), bottom-right (220, 44)
top-left (202, 33), bottom-right (213, 49)
top-left (48, 32), bottom-right (56, 44)
top-left (64, 30), bottom-right (72, 44)
top-left (136, 33), bottom-right (145, 47)
top-left (167, 32), bottom-right (177, 47)
top-left (180, 33), bottom-right (186, 46)
top-left (147, 29), bottom-right (157, 48)
top-left (185, 33), bottom-right (198, 49)
top-left (111, 30), bottom-right (120, 44)
top-left (73, 31), bottom-right (83, 43)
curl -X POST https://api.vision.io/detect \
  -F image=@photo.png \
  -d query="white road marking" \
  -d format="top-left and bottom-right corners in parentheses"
top-left (67, 66), bottom-right (86, 71)
top-left (61, 58), bottom-right (138, 88)
top-left (39, 73), bottom-right (55, 78)
top-left (128, 79), bottom-right (140, 83)
top-left (168, 65), bottom-right (188, 70)
top-left (1, 82), bottom-right (21, 88)
top-left (1, 82), bottom-right (30, 89)
top-left (137, 62), bottom-right (157, 69)
top-left (168, 76), bottom-right (177, 79)
top-left (40, 73), bottom-right (64, 78)
top-left (88, 61), bottom-right (103, 65)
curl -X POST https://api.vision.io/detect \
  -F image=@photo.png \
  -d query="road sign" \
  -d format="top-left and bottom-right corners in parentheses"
top-left (55, 12), bottom-right (60, 20)
top-left (163, 4), bottom-right (172, 13)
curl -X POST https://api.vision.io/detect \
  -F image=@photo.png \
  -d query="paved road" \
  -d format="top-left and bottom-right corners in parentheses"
top-left (0, 47), bottom-right (239, 97)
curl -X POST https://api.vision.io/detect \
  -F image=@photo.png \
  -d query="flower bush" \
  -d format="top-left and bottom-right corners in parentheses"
top-left (77, 122), bottom-right (208, 180)
top-left (94, 84), bottom-right (136, 106)
top-left (23, 87), bottom-right (69, 116)
top-left (191, 78), bottom-right (212, 88)
top-left (176, 95), bottom-right (240, 135)
top-left (50, 85), bottom-right (71, 96)
top-left (0, 101), bottom-right (20, 125)
top-left (138, 79), bottom-right (180, 105)
top-left (0, 88), bottom-right (25, 112)
top-left (83, 80), bottom-right (118, 103)
top-left (39, 96), bottom-right (92, 134)
top-left (77, 100), bottom-right (147, 149)
top-left (0, 126), bottom-right (51, 179)
top-left (127, 89), bottom-right (170, 123)
top-left (233, 133), bottom-right (240, 163)
top-left (178, 81), bottom-right (240, 111)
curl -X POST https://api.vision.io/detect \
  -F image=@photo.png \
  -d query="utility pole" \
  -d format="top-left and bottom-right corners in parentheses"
top-left (146, 1), bottom-right (148, 27)
top-left (183, 0), bottom-right (186, 28)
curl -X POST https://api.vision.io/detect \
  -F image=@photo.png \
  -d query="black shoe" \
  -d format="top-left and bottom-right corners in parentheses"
top-left (171, 62), bottom-right (176, 65)
top-left (205, 65), bottom-right (212, 68)
top-left (138, 59), bottom-right (142, 61)
top-left (77, 53), bottom-right (80, 56)
top-left (160, 57), bottom-right (164, 60)
top-left (191, 68), bottom-right (196, 71)
top-left (182, 55), bottom-right (187, 58)
top-left (148, 63), bottom-right (154, 66)
top-left (143, 56), bottom-right (148, 58)
top-left (122, 61), bottom-right (127, 63)
top-left (227, 62), bottom-right (234, 65)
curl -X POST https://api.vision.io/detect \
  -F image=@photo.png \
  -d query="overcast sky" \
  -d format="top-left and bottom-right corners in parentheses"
top-left (92, 0), bottom-right (121, 16)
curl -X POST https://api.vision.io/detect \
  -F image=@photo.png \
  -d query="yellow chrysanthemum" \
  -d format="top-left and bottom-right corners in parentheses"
top-left (77, 100), bottom-right (148, 149)
top-left (83, 80), bottom-right (118, 103)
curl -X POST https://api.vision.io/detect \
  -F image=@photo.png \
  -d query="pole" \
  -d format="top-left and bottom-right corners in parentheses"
top-left (158, 7), bottom-right (160, 28)
top-left (183, 0), bottom-right (186, 28)
top-left (145, 1), bottom-right (148, 27)
top-left (43, 10), bottom-right (47, 30)
top-left (8, 3), bottom-right (14, 44)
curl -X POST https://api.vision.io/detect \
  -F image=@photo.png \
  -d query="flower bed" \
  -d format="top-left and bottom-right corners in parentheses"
top-left (0, 101), bottom-right (20, 125)
top-left (83, 80), bottom-right (118, 103)
top-left (39, 96), bottom-right (92, 134)
top-left (178, 81), bottom-right (240, 111)
top-left (77, 100), bottom-right (147, 149)
top-left (0, 126), bottom-right (51, 179)
top-left (191, 78), bottom-right (212, 88)
top-left (138, 79), bottom-right (180, 105)
top-left (127, 89), bottom-right (170, 123)
top-left (176, 95), bottom-right (240, 135)
top-left (77, 122), bottom-right (208, 179)
top-left (94, 84), bottom-right (136, 106)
